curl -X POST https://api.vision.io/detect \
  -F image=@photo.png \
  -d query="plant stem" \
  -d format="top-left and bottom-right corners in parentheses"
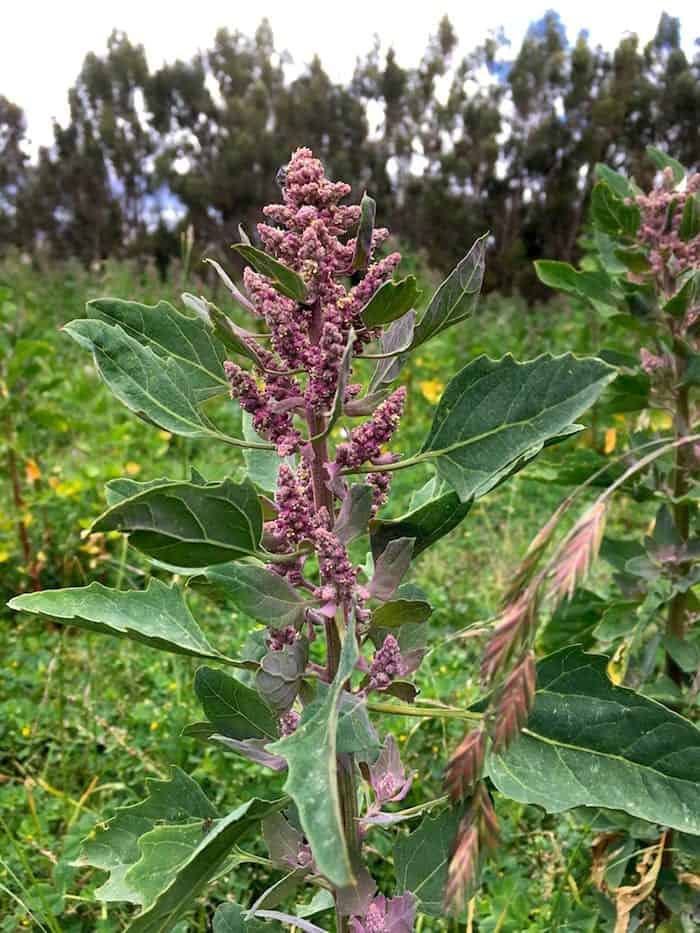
top-left (666, 382), bottom-right (692, 684)
top-left (306, 300), bottom-right (358, 933)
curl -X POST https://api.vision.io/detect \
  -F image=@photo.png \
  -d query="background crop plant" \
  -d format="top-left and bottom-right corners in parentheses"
top-left (8, 147), bottom-right (700, 932)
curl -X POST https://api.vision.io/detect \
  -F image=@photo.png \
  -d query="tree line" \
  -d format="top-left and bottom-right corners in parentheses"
top-left (1, 11), bottom-right (698, 296)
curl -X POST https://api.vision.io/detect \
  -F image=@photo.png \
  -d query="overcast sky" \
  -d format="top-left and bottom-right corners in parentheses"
top-left (4, 0), bottom-right (699, 155)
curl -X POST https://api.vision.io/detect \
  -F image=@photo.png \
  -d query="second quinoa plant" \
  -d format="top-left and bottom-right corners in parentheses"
top-left (10, 149), bottom-right (700, 930)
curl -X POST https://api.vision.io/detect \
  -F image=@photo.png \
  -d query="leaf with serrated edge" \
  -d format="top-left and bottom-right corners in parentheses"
top-left (77, 767), bottom-right (218, 903)
top-left (194, 666), bottom-right (279, 741)
top-left (87, 298), bottom-right (228, 401)
top-left (420, 353), bottom-right (616, 502)
top-left (124, 797), bottom-right (285, 932)
top-left (488, 646), bottom-right (700, 834)
top-left (267, 618), bottom-right (359, 886)
top-left (7, 579), bottom-right (239, 665)
top-left (64, 319), bottom-right (255, 447)
top-left (203, 564), bottom-right (310, 628)
top-left (92, 478), bottom-right (263, 567)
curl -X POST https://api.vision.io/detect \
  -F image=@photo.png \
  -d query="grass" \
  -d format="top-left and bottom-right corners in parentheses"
top-left (0, 251), bottom-right (632, 930)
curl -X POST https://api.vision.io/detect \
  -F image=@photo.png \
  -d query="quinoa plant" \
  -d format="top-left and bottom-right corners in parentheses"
top-left (10, 149), bottom-right (700, 931)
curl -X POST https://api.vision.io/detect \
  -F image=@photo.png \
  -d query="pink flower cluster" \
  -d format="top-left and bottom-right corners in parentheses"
top-left (636, 168), bottom-right (700, 282)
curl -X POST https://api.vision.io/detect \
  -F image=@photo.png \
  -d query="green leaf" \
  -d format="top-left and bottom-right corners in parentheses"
top-left (92, 478), bottom-right (263, 566)
top-left (410, 234), bottom-right (486, 349)
top-left (360, 276), bottom-right (422, 327)
top-left (77, 767), bottom-right (218, 903)
top-left (420, 353), bottom-right (616, 502)
top-left (680, 193), bottom-right (700, 242)
top-left (394, 806), bottom-right (463, 916)
top-left (594, 163), bottom-right (635, 200)
top-left (370, 486), bottom-right (471, 559)
top-left (300, 689), bottom-right (380, 762)
top-left (534, 262), bottom-right (619, 315)
top-left (8, 579), bottom-right (234, 664)
top-left (646, 146), bottom-right (686, 186)
top-left (267, 618), bottom-right (360, 886)
top-left (487, 646), bottom-right (700, 834)
top-left (182, 291), bottom-right (264, 368)
top-left (368, 538), bottom-right (414, 601)
top-left (87, 298), bottom-right (228, 401)
top-left (213, 903), bottom-right (283, 932)
top-left (590, 182), bottom-right (640, 238)
top-left (203, 564), bottom-right (309, 628)
top-left (105, 476), bottom-right (173, 506)
top-left (351, 193), bottom-right (376, 272)
top-left (64, 319), bottom-right (255, 446)
top-left (663, 270), bottom-right (700, 319)
top-left (371, 592), bottom-right (432, 628)
top-left (194, 666), bottom-right (279, 741)
top-left (232, 244), bottom-right (307, 303)
top-left (125, 796), bottom-right (284, 932)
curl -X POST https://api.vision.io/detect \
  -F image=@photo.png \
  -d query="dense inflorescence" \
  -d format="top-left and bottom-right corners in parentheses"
top-left (224, 148), bottom-right (421, 927)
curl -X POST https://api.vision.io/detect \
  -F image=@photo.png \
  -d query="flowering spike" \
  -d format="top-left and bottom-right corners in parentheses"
top-left (491, 651), bottom-right (537, 753)
top-left (548, 500), bottom-right (608, 606)
top-left (445, 727), bottom-right (487, 802)
top-left (481, 588), bottom-right (538, 685)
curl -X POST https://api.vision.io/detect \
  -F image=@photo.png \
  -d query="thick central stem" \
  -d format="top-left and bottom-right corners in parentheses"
top-left (306, 301), bottom-right (359, 933)
top-left (666, 382), bottom-right (692, 684)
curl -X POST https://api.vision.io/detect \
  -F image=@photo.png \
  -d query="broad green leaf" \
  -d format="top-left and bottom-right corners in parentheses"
top-left (87, 298), bottom-right (228, 401)
top-left (371, 592), bottom-right (432, 628)
top-left (105, 476), bottom-right (172, 506)
top-left (594, 163), bottom-right (635, 200)
top-left (77, 767), bottom-right (218, 903)
top-left (8, 579), bottom-right (234, 664)
top-left (370, 487), bottom-right (471, 559)
top-left (232, 244), bottom-right (307, 303)
top-left (267, 618), bottom-right (360, 886)
top-left (361, 276), bottom-right (421, 327)
top-left (394, 806), bottom-right (463, 916)
top-left (680, 193), bottom-right (700, 242)
top-left (534, 262), bottom-right (619, 315)
top-left (646, 146), bottom-right (686, 185)
top-left (410, 235), bottom-right (486, 349)
top-left (203, 564), bottom-right (310, 628)
top-left (92, 478), bottom-right (263, 566)
top-left (351, 193), bottom-right (376, 272)
top-left (64, 319), bottom-right (259, 447)
top-left (590, 182), bottom-right (640, 238)
top-left (194, 666), bottom-right (279, 741)
top-left (420, 353), bottom-right (616, 502)
top-left (125, 796), bottom-right (284, 932)
top-left (488, 646), bottom-right (700, 834)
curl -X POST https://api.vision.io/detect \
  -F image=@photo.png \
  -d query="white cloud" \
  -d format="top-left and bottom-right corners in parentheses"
top-left (4, 0), bottom-right (699, 157)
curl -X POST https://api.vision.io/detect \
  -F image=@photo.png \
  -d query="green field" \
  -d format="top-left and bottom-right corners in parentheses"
top-left (0, 253), bottom-right (650, 931)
